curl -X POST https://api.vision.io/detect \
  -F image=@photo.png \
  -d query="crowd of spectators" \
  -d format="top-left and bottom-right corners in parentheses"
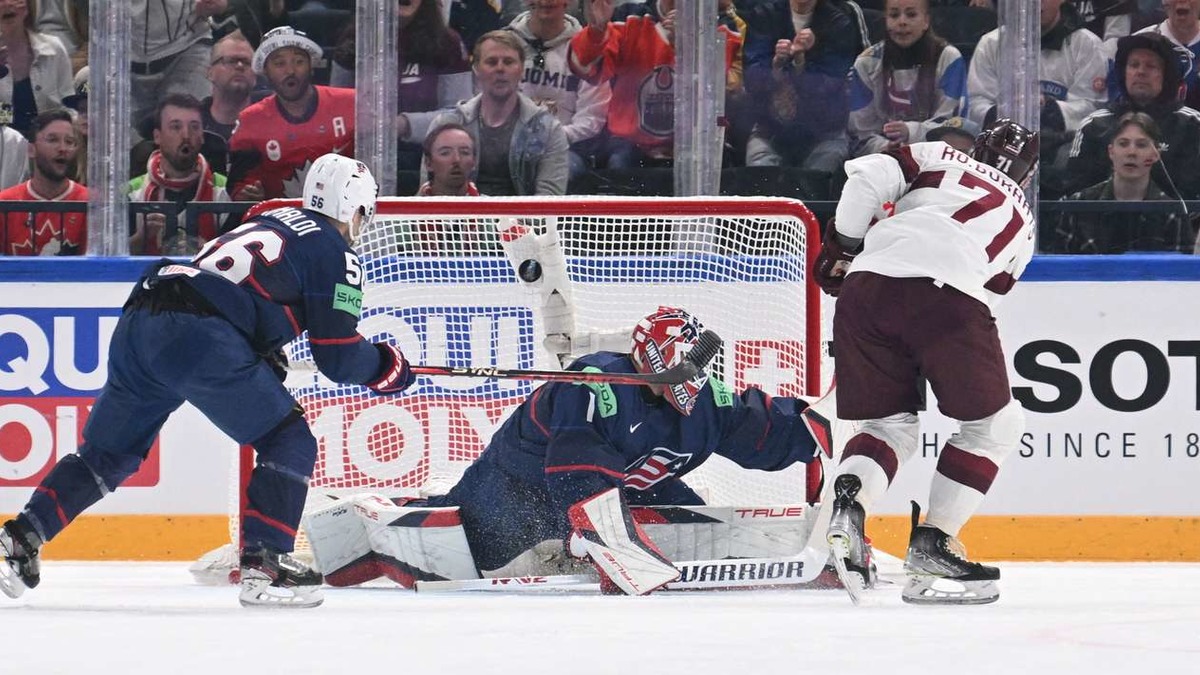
top-left (0, 0), bottom-right (1197, 257)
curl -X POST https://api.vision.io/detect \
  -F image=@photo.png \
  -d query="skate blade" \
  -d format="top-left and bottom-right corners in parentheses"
top-left (0, 535), bottom-right (27, 599)
top-left (901, 575), bottom-right (998, 606)
top-left (827, 533), bottom-right (863, 606)
top-left (239, 578), bottom-right (324, 609)
top-left (0, 564), bottom-right (26, 599)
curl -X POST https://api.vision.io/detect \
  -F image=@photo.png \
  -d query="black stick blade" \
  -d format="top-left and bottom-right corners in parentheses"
top-left (686, 330), bottom-right (724, 370)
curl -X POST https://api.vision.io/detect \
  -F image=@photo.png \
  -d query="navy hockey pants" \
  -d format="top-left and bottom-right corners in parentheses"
top-left (17, 308), bottom-right (307, 551)
top-left (427, 457), bottom-right (706, 572)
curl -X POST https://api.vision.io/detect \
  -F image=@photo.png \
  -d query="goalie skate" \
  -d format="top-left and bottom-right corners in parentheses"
top-left (0, 520), bottom-right (41, 599)
top-left (825, 474), bottom-right (873, 605)
top-left (239, 547), bottom-right (325, 609)
top-left (902, 503), bottom-right (1000, 606)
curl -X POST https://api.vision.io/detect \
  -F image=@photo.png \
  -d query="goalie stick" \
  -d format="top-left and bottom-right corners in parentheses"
top-left (408, 329), bottom-right (722, 386)
top-left (414, 554), bottom-right (825, 594)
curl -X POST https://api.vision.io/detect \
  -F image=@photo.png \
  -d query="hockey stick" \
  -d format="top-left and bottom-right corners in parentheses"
top-left (407, 329), bottom-right (724, 387)
top-left (414, 554), bottom-right (825, 594)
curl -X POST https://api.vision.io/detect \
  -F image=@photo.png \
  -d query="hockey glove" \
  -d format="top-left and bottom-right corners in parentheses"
top-left (812, 219), bottom-right (861, 297)
top-left (366, 343), bottom-right (415, 394)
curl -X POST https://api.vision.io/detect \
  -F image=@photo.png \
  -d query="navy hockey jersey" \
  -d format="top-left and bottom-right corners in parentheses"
top-left (136, 206), bottom-right (384, 385)
top-left (475, 351), bottom-right (819, 510)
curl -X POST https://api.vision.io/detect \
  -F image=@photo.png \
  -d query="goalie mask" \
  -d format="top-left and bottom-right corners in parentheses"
top-left (972, 118), bottom-right (1039, 187)
top-left (303, 153), bottom-right (379, 245)
top-left (631, 306), bottom-right (709, 416)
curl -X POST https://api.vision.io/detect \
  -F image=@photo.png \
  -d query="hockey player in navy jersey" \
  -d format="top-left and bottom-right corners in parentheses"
top-left (0, 154), bottom-right (415, 608)
top-left (420, 307), bottom-right (822, 595)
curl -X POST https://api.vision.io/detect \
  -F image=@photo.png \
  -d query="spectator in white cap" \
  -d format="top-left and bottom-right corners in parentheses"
top-left (227, 25), bottom-right (356, 201)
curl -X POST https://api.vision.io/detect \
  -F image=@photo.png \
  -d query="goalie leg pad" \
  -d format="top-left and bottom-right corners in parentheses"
top-left (568, 488), bottom-right (680, 596)
top-left (305, 494), bottom-right (480, 588)
top-left (633, 504), bottom-right (815, 561)
top-left (302, 495), bottom-right (375, 586)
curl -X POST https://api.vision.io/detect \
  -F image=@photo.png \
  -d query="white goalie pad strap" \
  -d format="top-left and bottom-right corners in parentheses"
top-left (568, 488), bottom-right (680, 595)
top-left (303, 494), bottom-right (479, 588)
top-left (633, 504), bottom-right (816, 561)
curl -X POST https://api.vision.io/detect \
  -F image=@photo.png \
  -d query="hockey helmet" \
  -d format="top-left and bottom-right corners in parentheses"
top-left (972, 118), bottom-right (1040, 186)
top-left (630, 306), bottom-right (710, 416)
top-left (303, 153), bottom-right (379, 244)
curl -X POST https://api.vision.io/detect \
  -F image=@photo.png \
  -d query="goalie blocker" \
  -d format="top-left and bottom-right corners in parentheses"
top-left (302, 492), bottom-right (822, 591)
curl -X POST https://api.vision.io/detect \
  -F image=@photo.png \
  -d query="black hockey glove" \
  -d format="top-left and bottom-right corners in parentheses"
top-left (812, 219), bottom-right (861, 297)
top-left (366, 343), bottom-right (415, 394)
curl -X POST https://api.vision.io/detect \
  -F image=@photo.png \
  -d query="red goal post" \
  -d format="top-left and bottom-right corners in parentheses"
top-left (216, 196), bottom-right (825, 565)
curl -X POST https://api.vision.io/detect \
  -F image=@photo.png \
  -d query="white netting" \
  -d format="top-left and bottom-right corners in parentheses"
top-left (217, 196), bottom-right (823, 558)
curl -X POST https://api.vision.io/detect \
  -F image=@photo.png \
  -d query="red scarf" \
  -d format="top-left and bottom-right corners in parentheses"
top-left (137, 150), bottom-right (218, 254)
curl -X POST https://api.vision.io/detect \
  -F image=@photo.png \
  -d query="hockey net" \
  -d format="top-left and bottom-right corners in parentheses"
top-left (197, 196), bottom-right (825, 578)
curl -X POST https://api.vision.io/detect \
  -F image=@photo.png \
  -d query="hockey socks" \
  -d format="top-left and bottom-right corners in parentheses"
top-left (567, 488), bottom-right (679, 595)
top-left (244, 412), bottom-right (318, 552)
top-left (19, 453), bottom-right (109, 543)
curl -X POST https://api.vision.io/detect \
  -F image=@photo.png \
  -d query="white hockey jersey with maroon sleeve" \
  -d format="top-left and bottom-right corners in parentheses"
top-left (834, 141), bottom-right (1036, 309)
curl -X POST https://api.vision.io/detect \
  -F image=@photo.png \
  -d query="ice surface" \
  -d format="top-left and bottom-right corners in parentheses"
top-left (2, 562), bottom-right (1197, 675)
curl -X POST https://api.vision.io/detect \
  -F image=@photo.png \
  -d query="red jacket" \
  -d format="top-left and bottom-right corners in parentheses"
top-left (0, 180), bottom-right (88, 255)
top-left (569, 15), bottom-right (741, 151)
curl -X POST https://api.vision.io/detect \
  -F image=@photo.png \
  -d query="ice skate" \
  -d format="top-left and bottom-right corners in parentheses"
top-left (826, 474), bottom-right (873, 605)
top-left (0, 519), bottom-right (42, 599)
top-left (902, 502), bottom-right (1000, 605)
top-left (239, 547), bottom-right (324, 608)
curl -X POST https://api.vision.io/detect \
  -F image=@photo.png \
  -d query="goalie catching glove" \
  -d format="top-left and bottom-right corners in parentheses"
top-left (566, 488), bottom-right (680, 595)
top-left (366, 343), bottom-right (415, 394)
top-left (812, 219), bottom-right (862, 298)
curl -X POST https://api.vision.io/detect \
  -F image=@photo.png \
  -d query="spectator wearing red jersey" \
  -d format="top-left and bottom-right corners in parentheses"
top-left (227, 26), bottom-right (355, 201)
top-left (0, 109), bottom-right (87, 256)
top-left (568, 0), bottom-right (743, 168)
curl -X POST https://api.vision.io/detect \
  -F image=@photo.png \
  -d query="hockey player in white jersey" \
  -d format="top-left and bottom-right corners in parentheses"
top-left (813, 119), bottom-right (1039, 605)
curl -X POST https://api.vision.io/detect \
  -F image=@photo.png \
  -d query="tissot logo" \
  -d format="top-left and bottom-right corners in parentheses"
top-left (1012, 339), bottom-right (1200, 413)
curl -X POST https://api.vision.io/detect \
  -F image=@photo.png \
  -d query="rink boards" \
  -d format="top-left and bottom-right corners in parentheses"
top-left (0, 255), bottom-right (1198, 561)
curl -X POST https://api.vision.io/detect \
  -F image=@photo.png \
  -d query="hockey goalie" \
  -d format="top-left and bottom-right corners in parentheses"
top-left (303, 306), bottom-right (839, 595)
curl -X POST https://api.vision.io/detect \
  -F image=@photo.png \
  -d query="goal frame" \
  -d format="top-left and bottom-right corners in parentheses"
top-left (225, 195), bottom-right (825, 560)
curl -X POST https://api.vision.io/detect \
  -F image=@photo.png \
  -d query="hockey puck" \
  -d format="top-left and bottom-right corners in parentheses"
top-left (518, 259), bottom-right (543, 282)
